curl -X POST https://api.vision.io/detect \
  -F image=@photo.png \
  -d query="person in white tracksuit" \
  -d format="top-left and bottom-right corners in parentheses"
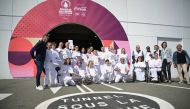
top-left (100, 59), bottom-right (114, 83)
top-left (114, 58), bottom-right (130, 83)
top-left (134, 56), bottom-right (146, 81)
top-left (118, 48), bottom-right (129, 64)
top-left (98, 47), bottom-right (107, 76)
top-left (98, 47), bottom-right (107, 65)
top-left (106, 46), bottom-right (118, 67)
top-left (72, 46), bottom-right (81, 66)
top-left (62, 42), bottom-right (72, 59)
top-left (87, 60), bottom-right (100, 83)
top-left (44, 42), bottom-right (57, 87)
top-left (81, 47), bottom-right (88, 66)
top-left (56, 42), bottom-right (64, 62)
top-left (86, 48), bottom-right (93, 61)
top-left (89, 50), bottom-right (101, 76)
top-left (56, 42), bottom-right (64, 52)
top-left (62, 58), bottom-right (76, 86)
top-left (51, 42), bottom-right (64, 83)
top-left (74, 59), bottom-right (90, 82)
top-left (149, 53), bottom-right (162, 82)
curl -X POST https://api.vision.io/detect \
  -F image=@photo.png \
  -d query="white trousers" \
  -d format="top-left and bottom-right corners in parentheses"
top-left (63, 75), bottom-right (76, 86)
top-left (149, 68), bottom-right (160, 81)
top-left (44, 63), bottom-right (57, 86)
top-left (100, 72), bottom-right (114, 82)
top-left (91, 74), bottom-right (100, 83)
top-left (95, 65), bottom-right (101, 76)
top-left (114, 73), bottom-right (128, 83)
top-left (135, 69), bottom-right (145, 81)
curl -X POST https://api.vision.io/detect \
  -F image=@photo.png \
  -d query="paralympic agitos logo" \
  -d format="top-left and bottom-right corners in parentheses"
top-left (35, 92), bottom-right (175, 109)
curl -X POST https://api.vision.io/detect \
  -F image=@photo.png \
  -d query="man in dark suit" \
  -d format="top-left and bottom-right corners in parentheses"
top-left (30, 35), bottom-right (49, 90)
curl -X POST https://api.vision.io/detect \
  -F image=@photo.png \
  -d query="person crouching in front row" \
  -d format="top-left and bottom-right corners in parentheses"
top-left (114, 58), bottom-right (130, 83)
top-left (87, 60), bottom-right (100, 84)
top-left (73, 59), bottom-right (90, 85)
top-left (62, 58), bottom-right (76, 86)
top-left (100, 59), bottom-right (114, 84)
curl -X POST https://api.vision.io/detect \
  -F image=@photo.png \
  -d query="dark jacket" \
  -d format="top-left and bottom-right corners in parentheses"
top-left (30, 40), bottom-right (47, 61)
top-left (173, 50), bottom-right (190, 65)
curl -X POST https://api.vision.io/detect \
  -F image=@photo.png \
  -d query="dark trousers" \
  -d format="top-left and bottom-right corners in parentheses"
top-left (162, 59), bottom-right (171, 81)
top-left (145, 62), bottom-right (149, 82)
top-left (34, 60), bottom-right (45, 87)
top-left (157, 71), bottom-right (163, 82)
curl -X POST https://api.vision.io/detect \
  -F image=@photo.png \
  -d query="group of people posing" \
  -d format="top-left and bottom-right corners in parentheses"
top-left (132, 42), bottom-right (190, 85)
top-left (30, 35), bottom-right (190, 91)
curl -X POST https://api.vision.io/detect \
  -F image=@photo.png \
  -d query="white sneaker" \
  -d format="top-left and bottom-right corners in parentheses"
top-left (123, 79), bottom-right (127, 83)
top-left (178, 81), bottom-right (183, 84)
top-left (64, 83), bottom-right (69, 87)
top-left (36, 85), bottom-right (44, 91)
top-left (101, 82), bottom-right (104, 84)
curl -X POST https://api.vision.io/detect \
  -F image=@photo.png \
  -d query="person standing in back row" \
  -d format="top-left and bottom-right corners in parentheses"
top-left (132, 45), bottom-right (144, 81)
top-left (30, 35), bottom-right (49, 90)
top-left (153, 45), bottom-right (161, 58)
top-left (161, 41), bottom-right (172, 83)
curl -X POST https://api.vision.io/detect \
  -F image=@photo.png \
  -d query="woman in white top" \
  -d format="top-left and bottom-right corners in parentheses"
top-left (90, 50), bottom-right (101, 75)
top-left (62, 58), bottom-right (76, 86)
top-left (106, 46), bottom-right (118, 67)
top-left (149, 53), bottom-right (162, 82)
top-left (134, 56), bottom-right (146, 81)
top-left (44, 42), bottom-right (56, 87)
top-left (74, 59), bottom-right (90, 81)
top-left (62, 42), bottom-right (72, 59)
top-left (51, 42), bottom-right (64, 84)
top-left (81, 47), bottom-right (88, 66)
top-left (72, 46), bottom-right (81, 59)
top-left (98, 47), bottom-right (107, 65)
top-left (86, 48), bottom-right (93, 60)
top-left (72, 46), bottom-right (81, 66)
top-left (145, 46), bottom-right (153, 63)
top-left (56, 42), bottom-right (64, 62)
top-left (86, 60), bottom-right (100, 83)
top-left (114, 58), bottom-right (129, 83)
top-left (118, 48), bottom-right (129, 64)
top-left (100, 59), bottom-right (114, 83)
top-left (90, 50), bottom-right (100, 65)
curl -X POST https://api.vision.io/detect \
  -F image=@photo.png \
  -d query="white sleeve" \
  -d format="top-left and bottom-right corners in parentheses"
top-left (149, 60), bottom-right (153, 67)
top-left (158, 59), bottom-right (162, 68)
top-left (68, 66), bottom-right (74, 73)
top-left (85, 67), bottom-right (90, 76)
top-left (125, 64), bottom-right (129, 70)
top-left (61, 49), bottom-right (67, 59)
top-left (134, 63), bottom-right (138, 67)
top-left (114, 63), bottom-right (118, 69)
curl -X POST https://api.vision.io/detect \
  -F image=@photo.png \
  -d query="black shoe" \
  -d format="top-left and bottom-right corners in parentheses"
top-left (44, 85), bottom-right (49, 89)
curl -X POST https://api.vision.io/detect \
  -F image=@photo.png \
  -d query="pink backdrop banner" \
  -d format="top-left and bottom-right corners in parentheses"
top-left (8, 0), bottom-right (130, 78)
